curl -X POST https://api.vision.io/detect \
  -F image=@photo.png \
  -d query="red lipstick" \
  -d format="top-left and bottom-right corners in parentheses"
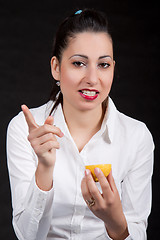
top-left (79, 89), bottom-right (99, 101)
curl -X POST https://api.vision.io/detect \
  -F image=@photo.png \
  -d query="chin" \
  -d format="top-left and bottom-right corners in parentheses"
top-left (76, 102), bottom-right (101, 112)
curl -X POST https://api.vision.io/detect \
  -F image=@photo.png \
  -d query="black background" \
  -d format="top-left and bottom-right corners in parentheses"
top-left (0, 0), bottom-right (159, 239)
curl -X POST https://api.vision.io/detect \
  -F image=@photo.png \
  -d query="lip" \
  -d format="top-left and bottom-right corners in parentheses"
top-left (79, 88), bottom-right (99, 93)
top-left (78, 88), bottom-right (99, 101)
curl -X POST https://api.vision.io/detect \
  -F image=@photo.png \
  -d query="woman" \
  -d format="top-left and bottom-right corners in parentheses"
top-left (7, 9), bottom-right (154, 240)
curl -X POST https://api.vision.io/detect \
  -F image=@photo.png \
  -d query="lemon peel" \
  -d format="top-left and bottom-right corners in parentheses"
top-left (85, 164), bottom-right (111, 182)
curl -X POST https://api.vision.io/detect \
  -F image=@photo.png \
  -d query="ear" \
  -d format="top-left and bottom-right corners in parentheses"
top-left (50, 56), bottom-right (60, 81)
top-left (113, 60), bottom-right (116, 74)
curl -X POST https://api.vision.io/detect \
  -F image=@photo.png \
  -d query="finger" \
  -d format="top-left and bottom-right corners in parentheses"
top-left (44, 116), bottom-right (64, 137)
top-left (81, 176), bottom-right (92, 201)
top-left (28, 124), bottom-right (64, 141)
top-left (85, 169), bottom-right (102, 203)
top-left (34, 140), bottom-right (60, 156)
top-left (30, 132), bottom-right (56, 146)
top-left (21, 105), bottom-right (38, 132)
top-left (94, 168), bottom-right (113, 199)
top-left (107, 169), bottom-right (117, 193)
top-left (44, 116), bottom-right (64, 138)
top-left (41, 124), bottom-right (64, 138)
top-left (45, 116), bottom-right (54, 125)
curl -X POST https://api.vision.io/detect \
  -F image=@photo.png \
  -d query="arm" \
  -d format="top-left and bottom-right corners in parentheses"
top-left (121, 124), bottom-right (154, 239)
top-left (7, 105), bottom-right (63, 240)
top-left (81, 124), bottom-right (154, 240)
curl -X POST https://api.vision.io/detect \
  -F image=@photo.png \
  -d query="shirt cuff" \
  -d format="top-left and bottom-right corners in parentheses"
top-left (104, 226), bottom-right (132, 240)
top-left (24, 175), bottom-right (54, 221)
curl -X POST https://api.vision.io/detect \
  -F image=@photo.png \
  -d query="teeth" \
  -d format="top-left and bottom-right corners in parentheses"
top-left (81, 90), bottom-right (97, 96)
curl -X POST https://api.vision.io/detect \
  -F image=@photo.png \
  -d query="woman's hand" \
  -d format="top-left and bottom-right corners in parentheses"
top-left (81, 168), bottom-right (129, 240)
top-left (21, 105), bottom-right (64, 191)
top-left (22, 105), bottom-right (64, 168)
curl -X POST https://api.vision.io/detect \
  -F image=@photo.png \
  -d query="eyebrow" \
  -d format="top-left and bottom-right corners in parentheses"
top-left (99, 55), bottom-right (112, 60)
top-left (69, 54), bottom-right (112, 60)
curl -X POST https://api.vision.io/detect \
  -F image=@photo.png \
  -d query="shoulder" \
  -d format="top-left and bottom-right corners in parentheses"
top-left (116, 108), bottom-right (154, 151)
top-left (108, 98), bottom-right (154, 150)
top-left (117, 110), bottom-right (146, 132)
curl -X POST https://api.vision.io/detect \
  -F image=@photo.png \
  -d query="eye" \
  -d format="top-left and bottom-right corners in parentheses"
top-left (98, 62), bottom-right (110, 69)
top-left (72, 61), bottom-right (86, 67)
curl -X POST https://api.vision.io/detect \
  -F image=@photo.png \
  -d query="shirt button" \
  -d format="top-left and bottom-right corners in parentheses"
top-left (34, 209), bottom-right (42, 219)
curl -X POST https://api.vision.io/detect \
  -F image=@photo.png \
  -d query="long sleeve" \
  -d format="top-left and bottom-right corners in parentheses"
top-left (7, 112), bottom-right (54, 240)
top-left (103, 123), bottom-right (154, 240)
top-left (6, 99), bottom-right (155, 240)
top-left (121, 123), bottom-right (154, 239)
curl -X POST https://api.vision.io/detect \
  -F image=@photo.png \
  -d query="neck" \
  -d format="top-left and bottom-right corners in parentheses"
top-left (62, 101), bottom-right (105, 134)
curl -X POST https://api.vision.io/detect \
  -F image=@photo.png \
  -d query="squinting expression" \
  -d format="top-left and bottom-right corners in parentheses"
top-left (57, 32), bottom-right (115, 112)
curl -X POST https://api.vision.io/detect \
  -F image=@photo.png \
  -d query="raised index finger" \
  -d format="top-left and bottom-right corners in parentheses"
top-left (21, 104), bottom-right (38, 132)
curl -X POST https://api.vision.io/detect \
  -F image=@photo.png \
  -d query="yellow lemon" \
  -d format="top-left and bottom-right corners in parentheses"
top-left (85, 164), bottom-right (112, 182)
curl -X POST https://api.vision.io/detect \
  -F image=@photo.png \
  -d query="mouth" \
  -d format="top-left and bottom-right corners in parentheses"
top-left (78, 89), bottom-right (99, 100)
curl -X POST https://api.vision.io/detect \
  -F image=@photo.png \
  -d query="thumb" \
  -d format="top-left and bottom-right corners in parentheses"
top-left (44, 116), bottom-right (54, 125)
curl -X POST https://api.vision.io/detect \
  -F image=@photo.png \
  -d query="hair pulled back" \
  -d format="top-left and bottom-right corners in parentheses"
top-left (49, 8), bottom-right (112, 114)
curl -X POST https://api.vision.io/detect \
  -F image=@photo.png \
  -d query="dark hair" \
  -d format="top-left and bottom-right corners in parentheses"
top-left (49, 8), bottom-right (112, 114)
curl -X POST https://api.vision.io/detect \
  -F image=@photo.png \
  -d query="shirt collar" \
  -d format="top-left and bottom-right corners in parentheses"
top-left (104, 97), bottom-right (117, 143)
top-left (92, 97), bottom-right (117, 143)
top-left (46, 97), bottom-right (117, 143)
top-left (50, 103), bottom-right (73, 141)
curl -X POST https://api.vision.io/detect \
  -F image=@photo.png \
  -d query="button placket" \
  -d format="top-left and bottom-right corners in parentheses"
top-left (70, 153), bottom-right (86, 238)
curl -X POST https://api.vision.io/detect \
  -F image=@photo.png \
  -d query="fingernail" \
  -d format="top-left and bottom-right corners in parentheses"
top-left (60, 131), bottom-right (64, 137)
top-left (94, 168), bottom-right (101, 174)
top-left (21, 104), bottom-right (26, 110)
top-left (85, 169), bottom-right (90, 176)
top-left (21, 104), bottom-right (29, 112)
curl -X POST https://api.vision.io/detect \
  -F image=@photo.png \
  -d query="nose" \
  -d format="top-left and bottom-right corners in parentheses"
top-left (85, 65), bottom-right (98, 85)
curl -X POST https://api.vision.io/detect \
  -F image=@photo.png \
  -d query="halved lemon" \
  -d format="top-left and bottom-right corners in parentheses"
top-left (85, 164), bottom-right (112, 182)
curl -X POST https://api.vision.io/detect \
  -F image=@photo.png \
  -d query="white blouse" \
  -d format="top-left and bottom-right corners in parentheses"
top-left (7, 97), bottom-right (154, 240)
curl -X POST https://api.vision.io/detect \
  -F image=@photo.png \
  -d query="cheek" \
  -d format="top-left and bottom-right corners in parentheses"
top-left (60, 68), bottom-right (80, 96)
top-left (102, 70), bottom-right (114, 90)
top-left (60, 66), bottom-right (78, 85)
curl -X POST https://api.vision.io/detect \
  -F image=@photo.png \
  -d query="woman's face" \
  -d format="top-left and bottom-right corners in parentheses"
top-left (52, 32), bottom-right (115, 112)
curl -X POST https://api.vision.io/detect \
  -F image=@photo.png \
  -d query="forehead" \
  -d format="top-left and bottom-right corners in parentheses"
top-left (63, 32), bottom-right (113, 59)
